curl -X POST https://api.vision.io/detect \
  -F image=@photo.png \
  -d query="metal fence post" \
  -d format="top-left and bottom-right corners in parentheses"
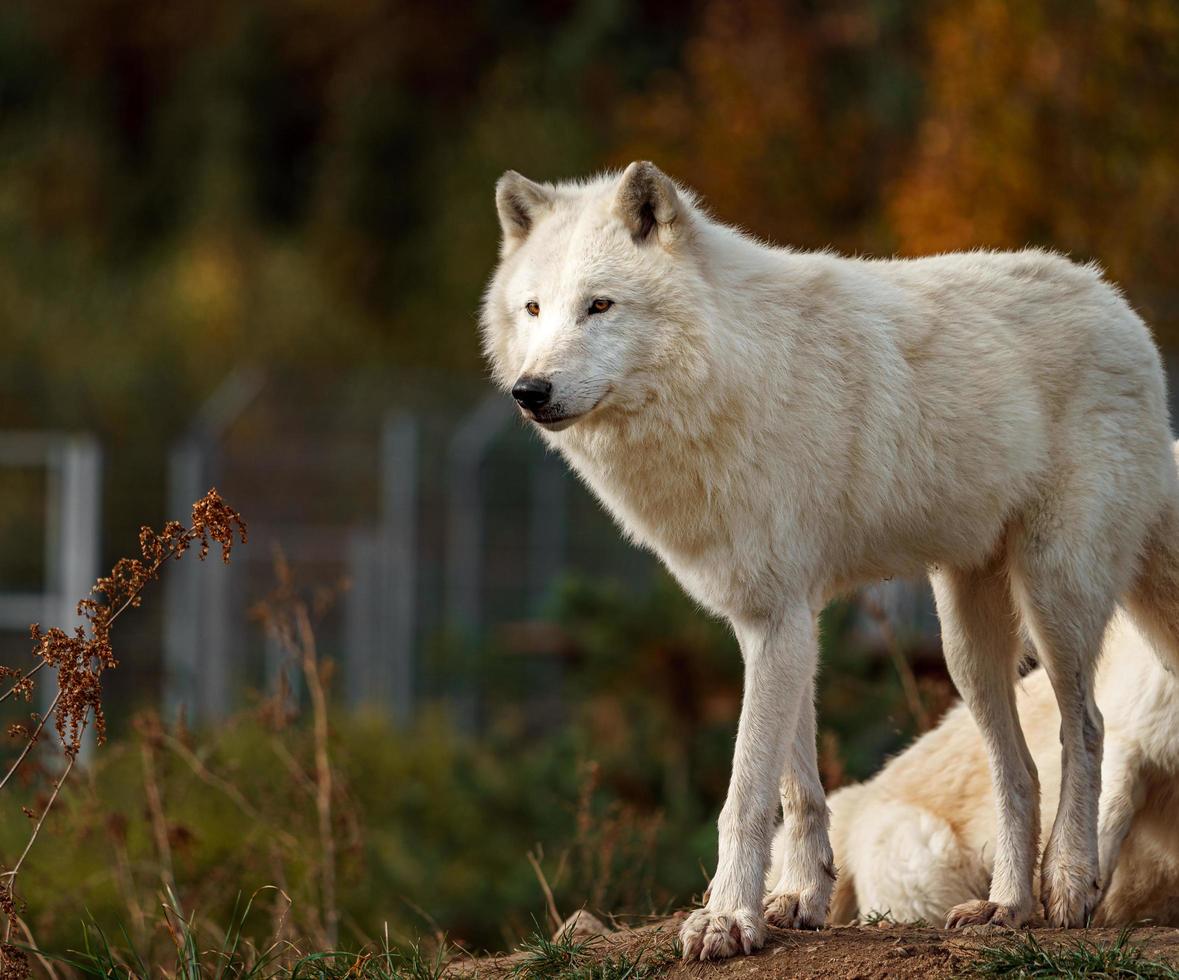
top-left (344, 529), bottom-right (379, 710)
top-left (201, 539), bottom-right (232, 720)
top-left (529, 452), bottom-right (567, 612)
top-left (445, 395), bottom-right (513, 729)
top-left (164, 439), bottom-right (207, 724)
top-left (163, 369), bottom-right (264, 724)
top-left (56, 437), bottom-right (102, 628)
top-left (381, 412), bottom-right (418, 726)
top-left (51, 436), bottom-right (102, 759)
top-left (0, 432), bottom-right (102, 760)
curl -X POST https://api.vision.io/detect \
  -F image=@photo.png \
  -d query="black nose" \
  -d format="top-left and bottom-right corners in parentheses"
top-left (512, 376), bottom-right (553, 411)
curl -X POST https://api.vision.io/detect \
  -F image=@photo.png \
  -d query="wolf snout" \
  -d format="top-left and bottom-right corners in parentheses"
top-left (512, 375), bottom-right (553, 412)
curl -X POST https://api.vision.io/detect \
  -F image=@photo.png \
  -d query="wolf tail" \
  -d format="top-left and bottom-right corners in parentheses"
top-left (828, 862), bottom-right (859, 925)
top-left (825, 784), bottom-right (865, 925)
top-left (1125, 442), bottom-right (1179, 676)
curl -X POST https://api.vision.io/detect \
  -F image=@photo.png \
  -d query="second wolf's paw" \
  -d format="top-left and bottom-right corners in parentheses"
top-left (679, 907), bottom-right (765, 961)
top-left (946, 900), bottom-right (1027, 933)
top-left (1041, 862), bottom-right (1101, 928)
top-left (763, 891), bottom-right (825, 930)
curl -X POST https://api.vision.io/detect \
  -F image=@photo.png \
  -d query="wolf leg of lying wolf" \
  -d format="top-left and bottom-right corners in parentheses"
top-left (480, 161), bottom-right (1179, 959)
top-left (787, 601), bottom-right (1179, 926)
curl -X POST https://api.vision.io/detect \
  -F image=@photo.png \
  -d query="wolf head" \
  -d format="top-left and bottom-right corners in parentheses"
top-left (480, 162), bottom-right (710, 433)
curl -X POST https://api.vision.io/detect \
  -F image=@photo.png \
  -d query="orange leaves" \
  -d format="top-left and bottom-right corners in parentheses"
top-left (891, 0), bottom-right (1179, 341)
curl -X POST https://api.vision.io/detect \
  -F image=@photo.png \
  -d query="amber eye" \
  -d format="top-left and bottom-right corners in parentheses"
top-left (588, 299), bottom-right (613, 315)
top-left (525, 302), bottom-right (540, 317)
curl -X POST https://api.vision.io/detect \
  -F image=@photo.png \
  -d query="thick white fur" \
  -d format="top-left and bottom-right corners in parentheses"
top-left (480, 163), bottom-right (1179, 960)
top-left (782, 605), bottom-right (1179, 927)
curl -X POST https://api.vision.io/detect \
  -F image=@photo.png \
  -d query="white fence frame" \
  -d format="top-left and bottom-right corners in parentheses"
top-left (0, 432), bottom-right (102, 755)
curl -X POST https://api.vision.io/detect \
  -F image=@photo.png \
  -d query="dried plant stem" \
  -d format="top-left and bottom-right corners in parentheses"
top-left (862, 593), bottom-right (930, 732)
top-left (109, 829), bottom-right (148, 947)
top-left (295, 603), bottom-right (338, 947)
top-left (0, 662), bottom-right (45, 705)
top-left (398, 897), bottom-right (445, 947)
top-left (526, 848), bottom-right (562, 932)
top-left (268, 849), bottom-right (295, 956)
top-left (3, 535), bottom-right (182, 720)
top-left (0, 689), bottom-right (61, 793)
top-left (0, 490), bottom-right (246, 977)
top-left (159, 731), bottom-right (301, 852)
top-left (1, 740), bottom-right (76, 944)
top-left (269, 737), bottom-right (318, 798)
top-left (140, 736), bottom-right (178, 901)
top-left (10, 914), bottom-right (60, 980)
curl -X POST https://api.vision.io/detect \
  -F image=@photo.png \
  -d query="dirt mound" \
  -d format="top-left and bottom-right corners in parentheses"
top-left (452, 916), bottom-right (1179, 980)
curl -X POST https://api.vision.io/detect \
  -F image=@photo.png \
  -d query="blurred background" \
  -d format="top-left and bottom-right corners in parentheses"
top-left (1, 0), bottom-right (1178, 963)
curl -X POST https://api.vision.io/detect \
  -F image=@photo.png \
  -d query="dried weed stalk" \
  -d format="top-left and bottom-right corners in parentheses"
top-left (252, 550), bottom-right (344, 949)
top-left (0, 488), bottom-right (246, 977)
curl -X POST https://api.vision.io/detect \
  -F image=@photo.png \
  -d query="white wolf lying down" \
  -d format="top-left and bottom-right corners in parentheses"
top-left (771, 605), bottom-right (1179, 927)
top-left (481, 161), bottom-right (1179, 959)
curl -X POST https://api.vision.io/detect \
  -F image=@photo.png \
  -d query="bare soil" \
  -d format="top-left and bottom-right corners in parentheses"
top-left (453, 915), bottom-right (1179, 980)
top-left (667, 922), bottom-right (1179, 979)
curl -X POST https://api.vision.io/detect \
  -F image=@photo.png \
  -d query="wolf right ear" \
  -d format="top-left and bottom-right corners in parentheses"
top-left (615, 161), bottom-right (682, 246)
top-left (495, 171), bottom-right (554, 253)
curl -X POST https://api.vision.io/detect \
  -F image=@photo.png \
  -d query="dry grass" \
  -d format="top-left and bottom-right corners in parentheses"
top-left (250, 548), bottom-right (349, 951)
top-left (0, 489), bottom-right (246, 978)
top-left (0, 511), bottom-right (393, 976)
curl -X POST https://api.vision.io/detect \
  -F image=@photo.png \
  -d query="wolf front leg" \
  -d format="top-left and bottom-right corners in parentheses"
top-left (681, 604), bottom-right (818, 961)
top-left (764, 678), bottom-right (835, 929)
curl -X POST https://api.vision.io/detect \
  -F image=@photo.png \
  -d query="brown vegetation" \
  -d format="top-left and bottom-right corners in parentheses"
top-left (0, 489), bottom-right (246, 978)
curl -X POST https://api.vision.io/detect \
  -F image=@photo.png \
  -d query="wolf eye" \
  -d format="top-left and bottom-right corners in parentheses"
top-left (588, 299), bottom-right (613, 315)
top-left (525, 302), bottom-right (540, 317)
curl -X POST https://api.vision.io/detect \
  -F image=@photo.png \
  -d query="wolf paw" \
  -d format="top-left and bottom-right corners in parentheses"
top-left (946, 900), bottom-right (1027, 933)
top-left (763, 892), bottom-right (825, 930)
top-left (679, 907), bottom-right (765, 961)
top-left (1041, 863), bottom-right (1101, 928)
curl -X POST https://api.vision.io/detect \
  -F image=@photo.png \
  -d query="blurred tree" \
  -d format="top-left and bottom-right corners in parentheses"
top-left (891, 0), bottom-right (1179, 340)
top-left (613, 0), bottom-right (927, 253)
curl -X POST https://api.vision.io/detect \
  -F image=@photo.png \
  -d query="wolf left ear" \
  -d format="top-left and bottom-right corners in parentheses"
top-left (615, 161), bottom-right (682, 245)
top-left (496, 171), bottom-right (554, 253)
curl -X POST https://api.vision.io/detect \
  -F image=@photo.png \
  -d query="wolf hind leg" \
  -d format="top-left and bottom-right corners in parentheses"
top-left (933, 560), bottom-right (1040, 931)
top-left (1010, 500), bottom-right (1137, 927)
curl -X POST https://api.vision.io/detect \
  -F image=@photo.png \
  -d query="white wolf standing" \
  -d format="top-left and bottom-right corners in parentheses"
top-left (480, 161), bottom-right (1179, 960)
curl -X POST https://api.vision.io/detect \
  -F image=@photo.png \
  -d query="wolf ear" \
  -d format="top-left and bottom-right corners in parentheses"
top-left (614, 161), bottom-right (682, 245)
top-left (495, 171), bottom-right (553, 252)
